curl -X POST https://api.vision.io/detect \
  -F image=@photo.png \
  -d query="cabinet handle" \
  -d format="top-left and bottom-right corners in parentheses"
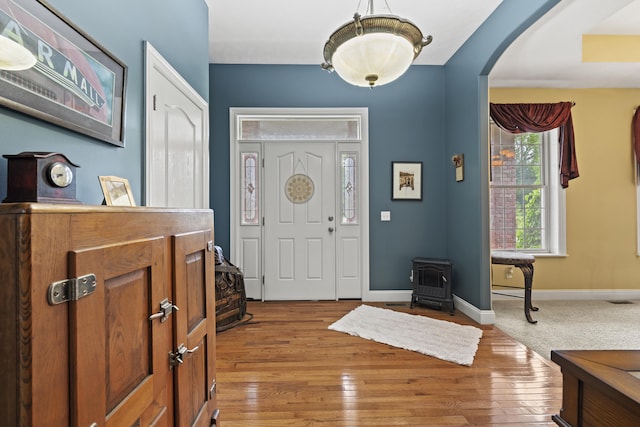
top-left (170, 343), bottom-right (200, 366)
top-left (210, 409), bottom-right (220, 426)
top-left (149, 298), bottom-right (179, 323)
top-left (184, 345), bottom-right (200, 354)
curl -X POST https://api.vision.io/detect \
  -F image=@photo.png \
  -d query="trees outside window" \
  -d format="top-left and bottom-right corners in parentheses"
top-left (490, 124), bottom-right (563, 253)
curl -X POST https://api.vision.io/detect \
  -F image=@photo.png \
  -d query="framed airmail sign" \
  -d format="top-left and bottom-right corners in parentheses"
top-left (0, 0), bottom-right (127, 146)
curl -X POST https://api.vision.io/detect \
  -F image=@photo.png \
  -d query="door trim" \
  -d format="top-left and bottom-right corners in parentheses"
top-left (229, 107), bottom-right (370, 301)
top-left (144, 41), bottom-right (209, 207)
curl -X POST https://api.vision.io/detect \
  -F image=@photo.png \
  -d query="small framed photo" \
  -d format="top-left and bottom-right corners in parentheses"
top-left (392, 161), bottom-right (422, 201)
top-left (99, 176), bottom-right (136, 206)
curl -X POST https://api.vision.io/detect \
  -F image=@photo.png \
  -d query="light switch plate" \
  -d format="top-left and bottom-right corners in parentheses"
top-left (381, 211), bottom-right (391, 221)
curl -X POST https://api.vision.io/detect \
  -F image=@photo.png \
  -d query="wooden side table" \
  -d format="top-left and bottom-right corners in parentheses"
top-left (491, 251), bottom-right (537, 323)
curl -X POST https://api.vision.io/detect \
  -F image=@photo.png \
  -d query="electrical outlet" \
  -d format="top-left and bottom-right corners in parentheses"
top-left (381, 211), bottom-right (391, 221)
top-left (505, 267), bottom-right (513, 279)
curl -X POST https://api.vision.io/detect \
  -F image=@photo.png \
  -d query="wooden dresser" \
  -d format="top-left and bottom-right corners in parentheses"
top-left (0, 204), bottom-right (219, 426)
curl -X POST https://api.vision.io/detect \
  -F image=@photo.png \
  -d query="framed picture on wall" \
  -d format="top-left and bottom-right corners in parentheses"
top-left (392, 161), bottom-right (422, 201)
top-left (0, 0), bottom-right (127, 146)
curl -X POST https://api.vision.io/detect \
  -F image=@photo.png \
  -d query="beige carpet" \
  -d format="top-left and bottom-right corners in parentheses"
top-left (493, 298), bottom-right (640, 359)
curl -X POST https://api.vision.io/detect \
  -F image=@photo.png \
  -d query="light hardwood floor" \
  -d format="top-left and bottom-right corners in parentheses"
top-left (216, 300), bottom-right (562, 426)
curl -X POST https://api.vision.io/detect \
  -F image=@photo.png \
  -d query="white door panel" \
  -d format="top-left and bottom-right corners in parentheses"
top-left (145, 42), bottom-right (209, 208)
top-left (264, 143), bottom-right (336, 300)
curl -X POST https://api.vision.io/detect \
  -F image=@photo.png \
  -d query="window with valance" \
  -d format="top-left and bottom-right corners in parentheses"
top-left (489, 102), bottom-right (579, 188)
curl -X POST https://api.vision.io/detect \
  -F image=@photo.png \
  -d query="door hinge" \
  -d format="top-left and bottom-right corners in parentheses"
top-left (47, 274), bottom-right (97, 305)
top-left (153, 94), bottom-right (157, 111)
top-left (207, 240), bottom-right (214, 252)
top-left (262, 275), bottom-right (265, 285)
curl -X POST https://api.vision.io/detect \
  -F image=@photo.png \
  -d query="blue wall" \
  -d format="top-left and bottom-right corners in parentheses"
top-left (210, 65), bottom-right (448, 290)
top-left (444, 0), bottom-right (559, 310)
top-left (0, 0), bottom-right (209, 204)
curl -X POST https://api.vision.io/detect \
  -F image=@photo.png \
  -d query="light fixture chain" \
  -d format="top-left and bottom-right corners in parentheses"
top-left (362, 0), bottom-right (394, 15)
top-left (383, 0), bottom-right (393, 14)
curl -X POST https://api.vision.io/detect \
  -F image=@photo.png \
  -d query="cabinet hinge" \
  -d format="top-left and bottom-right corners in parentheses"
top-left (47, 274), bottom-right (97, 305)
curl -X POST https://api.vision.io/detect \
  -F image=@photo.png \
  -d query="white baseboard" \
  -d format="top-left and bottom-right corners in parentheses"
top-left (362, 290), bottom-right (413, 302)
top-left (362, 290), bottom-right (497, 325)
top-left (361, 288), bottom-right (640, 325)
top-left (492, 288), bottom-right (640, 301)
top-left (453, 295), bottom-right (496, 325)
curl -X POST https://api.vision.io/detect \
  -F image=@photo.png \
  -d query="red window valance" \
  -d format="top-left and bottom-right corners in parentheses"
top-left (489, 102), bottom-right (578, 188)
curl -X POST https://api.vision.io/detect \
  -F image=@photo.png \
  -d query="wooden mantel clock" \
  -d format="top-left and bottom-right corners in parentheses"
top-left (3, 152), bottom-right (81, 204)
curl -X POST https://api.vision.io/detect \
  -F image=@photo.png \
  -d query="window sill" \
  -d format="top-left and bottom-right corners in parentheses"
top-left (525, 252), bottom-right (568, 258)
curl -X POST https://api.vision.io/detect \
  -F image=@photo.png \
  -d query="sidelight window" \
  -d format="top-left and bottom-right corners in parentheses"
top-left (341, 153), bottom-right (358, 224)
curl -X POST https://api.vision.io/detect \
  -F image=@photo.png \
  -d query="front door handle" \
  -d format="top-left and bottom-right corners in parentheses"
top-left (328, 227), bottom-right (334, 233)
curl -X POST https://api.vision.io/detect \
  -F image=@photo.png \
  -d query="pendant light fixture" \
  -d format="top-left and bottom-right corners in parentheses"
top-left (0, 35), bottom-right (36, 71)
top-left (321, 0), bottom-right (432, 88)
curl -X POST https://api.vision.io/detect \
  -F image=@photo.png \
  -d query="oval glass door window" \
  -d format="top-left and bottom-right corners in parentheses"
top-left (285, 174), bottom-right (315, 203)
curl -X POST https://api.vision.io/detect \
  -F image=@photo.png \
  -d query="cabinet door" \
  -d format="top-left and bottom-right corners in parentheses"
top-left (69, 237), bottom-right (171, 427)
top-left (173, 230), bottom-right (217, 427)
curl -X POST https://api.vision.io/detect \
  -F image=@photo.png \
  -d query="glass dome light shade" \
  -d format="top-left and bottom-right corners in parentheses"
top-left (0, 35), bottom-right (36, 71)
top-left (332, 32), bottom-right (415, 87)
top-left (322, 14), bottom-right (432, 88)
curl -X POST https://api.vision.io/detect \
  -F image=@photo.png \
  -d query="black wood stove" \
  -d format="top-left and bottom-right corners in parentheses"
top-left (410, 257), bottom-right (454, 315)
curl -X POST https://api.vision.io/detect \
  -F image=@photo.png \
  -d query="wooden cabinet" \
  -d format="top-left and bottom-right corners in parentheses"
top-left (0, 204), bottom-right (219, 427)
top-left (552, 350), bottom-right (640, 427)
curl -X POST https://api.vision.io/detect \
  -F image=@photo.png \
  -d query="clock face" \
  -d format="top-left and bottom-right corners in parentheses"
top-left (48, 162), bottom-right (74, 188)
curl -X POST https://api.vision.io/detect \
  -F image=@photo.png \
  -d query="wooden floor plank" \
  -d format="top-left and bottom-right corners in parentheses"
top-left (216, 301), bottom-right (562, 426)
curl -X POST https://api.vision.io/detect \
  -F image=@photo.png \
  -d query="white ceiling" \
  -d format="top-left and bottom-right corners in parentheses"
top-left (206, 0), bottom-right (640, 88)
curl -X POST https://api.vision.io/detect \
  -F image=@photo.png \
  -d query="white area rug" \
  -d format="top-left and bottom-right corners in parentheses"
top-left (328, 305), bottom-right (483, 366)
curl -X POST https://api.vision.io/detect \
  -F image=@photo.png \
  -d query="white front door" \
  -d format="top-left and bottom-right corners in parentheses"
top-left (145, 42), bottom-right (209, 208)
top-left (263, 142), bottom-right (336, 300)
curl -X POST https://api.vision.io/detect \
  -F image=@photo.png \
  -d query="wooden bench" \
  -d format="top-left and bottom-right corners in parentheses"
top-left (491, 251), bottom-right (538, 323)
